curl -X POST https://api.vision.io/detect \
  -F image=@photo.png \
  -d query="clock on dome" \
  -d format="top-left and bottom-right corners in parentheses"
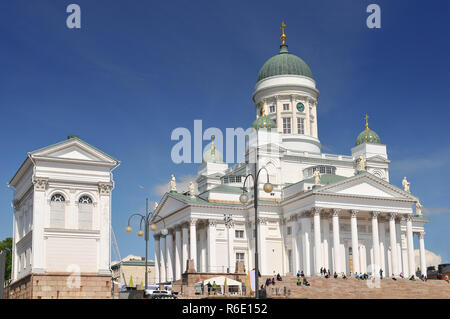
top-left (296, 102), bottom-right (305, 112)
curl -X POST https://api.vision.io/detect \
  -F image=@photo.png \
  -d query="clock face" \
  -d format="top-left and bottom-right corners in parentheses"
top-left (296, 102), bottom-right (305, 112)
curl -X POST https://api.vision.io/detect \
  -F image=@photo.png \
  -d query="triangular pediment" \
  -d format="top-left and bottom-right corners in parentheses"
top-left (152, 193), bottom-right (189, 220)
top-left (316, 173), bottom-right (417, 200)
top-left (31, 138), bottom-right (117, 164)
top-left (367, 155), bottom-right (390, 163)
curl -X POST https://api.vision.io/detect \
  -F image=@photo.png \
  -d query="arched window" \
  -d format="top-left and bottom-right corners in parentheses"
top-left (78, 195), bottom-right (93, 230)
top-left (50, 193), bottom-right (65, 228)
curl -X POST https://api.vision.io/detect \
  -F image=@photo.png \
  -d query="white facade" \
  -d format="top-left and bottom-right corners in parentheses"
top-left (9, 137), bottom-right (119, 281)
top-left (152, 41), bottom-right (429, 282)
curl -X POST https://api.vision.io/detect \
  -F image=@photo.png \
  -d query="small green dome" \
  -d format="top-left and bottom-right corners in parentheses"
top-left (355, 129), bottom-right (381, 146)
top-left (257, 45), bottom-right (313, 82)
top-left (251, 116), bottom-right (277, 130)
top-left (202, 144), bottom-right (224, 163)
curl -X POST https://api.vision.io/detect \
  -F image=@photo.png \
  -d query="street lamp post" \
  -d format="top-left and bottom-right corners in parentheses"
top-left (125, 198), bottom-right (166, 290)
top-left (224, 214), bottom-right (233, 273)
top-left (239, 165), bottom-right (273, 299)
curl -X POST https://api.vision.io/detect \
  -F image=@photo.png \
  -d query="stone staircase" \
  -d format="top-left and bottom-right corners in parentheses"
top-left (261, 275), bottom-right (450, 299)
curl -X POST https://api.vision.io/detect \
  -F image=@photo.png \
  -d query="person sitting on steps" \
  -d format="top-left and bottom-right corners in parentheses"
top-left (296, 278), bottom-right (301, 286)
top-left (303, 278), bottom-right (310, 286)
top-left (333, 272), bottom-right (338, 279)
top-left (276, 273), bottom-right (282, 281)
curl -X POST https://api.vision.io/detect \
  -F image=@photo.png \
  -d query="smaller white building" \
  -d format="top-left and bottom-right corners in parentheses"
top-left (8, 136), bottom-right (119, 297)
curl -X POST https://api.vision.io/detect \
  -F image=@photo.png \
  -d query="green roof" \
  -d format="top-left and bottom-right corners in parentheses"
top-left (257, 45), bottom-right (313, 82)
top-left (355, 128), bottom-right (381, 146)
top-left (303, 174), bottom-right (348, 185)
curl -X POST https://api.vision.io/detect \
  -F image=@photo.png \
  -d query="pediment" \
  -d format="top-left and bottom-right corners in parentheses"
top-left (367, 155), bottom-right (390, 163)
top-left (31, 138), bottom-right (116, 164)
top-left (316, 173), bottom-right (416, 200)
top-left (152, 193), bottom-right (189, 220)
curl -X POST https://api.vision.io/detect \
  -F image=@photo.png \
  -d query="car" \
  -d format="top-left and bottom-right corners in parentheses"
top-left (144, 289), bottom-right (176, 299)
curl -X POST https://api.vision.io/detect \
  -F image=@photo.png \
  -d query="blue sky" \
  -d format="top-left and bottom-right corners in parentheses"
top-left (0, 0), bottom-right (449, 264)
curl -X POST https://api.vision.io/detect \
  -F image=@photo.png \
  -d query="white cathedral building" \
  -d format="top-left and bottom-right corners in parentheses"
top-left (151, 26), bottom-right (429, 283)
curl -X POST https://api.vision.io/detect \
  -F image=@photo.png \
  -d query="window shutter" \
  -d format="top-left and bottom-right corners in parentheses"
top-left (78, 203), bottom-right (93, 230)
top-left (50, 202), bottom-right (65, 228)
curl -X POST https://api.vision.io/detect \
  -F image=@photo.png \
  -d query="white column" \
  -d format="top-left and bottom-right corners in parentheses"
top-left (396, 220), bottom-right (404, 275)
top-left (160, 235), bottom-right (166, 282)
top-left (154, 235), bottom-right (160, 283)
top-left (207, 220), bottom-right (216, 273)
top-left (200, 228), bottom-right (207, 272)
top-left (291, 216), bottom-right (299, 274)
top-left (406, 216), bottom-right (416, 277)
top-left (175, 227), bottom-right (182, 280)
top-left (419, 232), bottom-right (427, 277)
top-left (332, 209), bottom-right (341, 274)
top-left (182, 223), bottom-right (189, 273)
top-left (322, 217), bottom-right (330, 271)
top-left (379, 220), bottom-right (387, 276)
top-left (166, 230), bottom-right (174, 281)
top-left (371, 212), bottom-right (381, 277)
top-left (389, 213), bottom-right (399, 276)
top-left (31, 179), bottom-right (47, 273)
top-left (302, 216), bottom-right (311, 276)
top-left (400, 231), bottom-right (409, 276)
top-left (350, 210), bottom-right (360, 274)
top-left (313, 209), bottom-right (322, 275)
top-left (98, 185), bottom-right (112, 274)
top-left (189, 219), bottom-right (197, 271)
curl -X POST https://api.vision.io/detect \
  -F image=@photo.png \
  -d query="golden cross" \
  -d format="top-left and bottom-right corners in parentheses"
top-left (280, 21), bottom-right (286, 34)
top-left (280, 21), bottom-right (287, 45)
top-left (365, 114), bottom-right (369, 130)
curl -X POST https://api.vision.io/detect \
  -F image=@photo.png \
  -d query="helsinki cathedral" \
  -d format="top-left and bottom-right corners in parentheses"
top-left (152, 23), bottom-right (428, 283)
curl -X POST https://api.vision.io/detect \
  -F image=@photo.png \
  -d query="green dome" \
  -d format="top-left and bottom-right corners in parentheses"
top-left (355, 129), bottom-right (381, 146)
top-left (257, 45), bottom-right (313, 82)
top-left (202, 145), bottom-right (224, 163)
top-left (251, 116), bottom-right (277, 130)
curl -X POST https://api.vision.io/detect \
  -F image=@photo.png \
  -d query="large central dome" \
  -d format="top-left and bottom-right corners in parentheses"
top-left (257, 44), bottom-right (314, 82)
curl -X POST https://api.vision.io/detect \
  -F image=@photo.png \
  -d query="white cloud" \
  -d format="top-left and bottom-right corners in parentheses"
top-left (414, 249), bottom-right (442, 268)
top-left (390, 149), bottom-right (450, 174)
top-left (422, 207), bottom-right (450, 216)
top-left (153, 174), bottom-right (198, 197)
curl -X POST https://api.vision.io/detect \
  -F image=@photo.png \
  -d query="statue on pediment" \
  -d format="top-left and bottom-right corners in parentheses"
top-left (189, 182), bottom-right (196, 198)
top-left (416, 202), bottom-right (422, 216)
top-left (402, 176), bottom-right (410, 193)
top-left (170, 174), bottom-right (177, 192)
top-left (357, 155), bottom-right (366, 171)
top-left (313, 168), bottom-right (321, 185)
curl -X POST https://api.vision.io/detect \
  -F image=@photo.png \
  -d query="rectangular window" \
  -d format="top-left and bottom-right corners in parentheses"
top-left (283, 103), bottom-right (289, 111)
top-left (50, 202), bottom-right (65, 228)
top-left (297, 117), bottom-right (305, 134)
top-left (270, 105), bottom-right (276, 113)
top-left (78, 203), bottom-right (93, 230)
top-left (235, 230), bottom-right (244, 238)
top-left (283, 117), bottom-right (291, 134)
top-left (236, 252), bottom-right (245, 263)
top-left (287, 226), bottom-right (292, 235)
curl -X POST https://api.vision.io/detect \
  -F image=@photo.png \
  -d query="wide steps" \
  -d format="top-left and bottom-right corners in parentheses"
top-left (262, 276), bottom-right (450, 299)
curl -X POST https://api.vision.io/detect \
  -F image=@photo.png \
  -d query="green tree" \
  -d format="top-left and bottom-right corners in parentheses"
top-left (0, 237), bottom-right (12, 281)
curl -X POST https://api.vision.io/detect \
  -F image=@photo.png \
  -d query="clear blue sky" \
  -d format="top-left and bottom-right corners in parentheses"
top-left (0, 0), bottom-right (449, 264)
